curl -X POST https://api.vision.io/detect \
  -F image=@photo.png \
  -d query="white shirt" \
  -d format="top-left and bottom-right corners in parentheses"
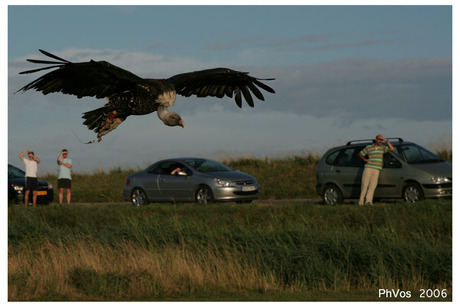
top-left (23, 158), bottom-right (38, 178)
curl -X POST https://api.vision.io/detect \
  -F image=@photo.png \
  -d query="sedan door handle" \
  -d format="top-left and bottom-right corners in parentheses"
top-left (335, 170), bottom-right (341, 173)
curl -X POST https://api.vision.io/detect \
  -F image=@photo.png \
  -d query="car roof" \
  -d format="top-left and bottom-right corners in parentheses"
top-left (148, 157), bottom-right (214, 168)
top-left (345, 137), bottom-right (406, 146)
top-left (325, 138), bottom-right (414, 153)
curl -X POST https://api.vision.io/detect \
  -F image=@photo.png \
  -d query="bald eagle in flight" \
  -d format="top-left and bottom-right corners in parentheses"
top-left (17, 49), bottom-right (275, 142)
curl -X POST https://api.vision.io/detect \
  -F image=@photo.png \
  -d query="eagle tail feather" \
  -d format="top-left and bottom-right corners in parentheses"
top-left (82, 105), bottom-right (126, 142)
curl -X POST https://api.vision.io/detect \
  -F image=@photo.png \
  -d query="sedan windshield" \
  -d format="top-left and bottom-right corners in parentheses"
top-left (395, 144), bottom-right (444, 164)
top-left (183, 159), bottom-right (232, 173)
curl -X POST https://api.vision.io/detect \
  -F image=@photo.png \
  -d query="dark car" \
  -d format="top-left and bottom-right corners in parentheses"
top-left (123, 157), bottom-right (260, 205)
top-left (8, 164), bottom-right (54, 205)
top-left (316, 138), bottom-right (452, 204)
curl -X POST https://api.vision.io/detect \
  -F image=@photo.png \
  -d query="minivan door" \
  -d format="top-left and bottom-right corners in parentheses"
top-left (374, 153), bottom-right (403, 198)
top-left (331, 147), bottom-right (365, 198)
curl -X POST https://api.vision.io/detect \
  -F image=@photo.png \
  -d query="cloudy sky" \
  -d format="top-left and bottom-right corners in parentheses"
top-left (6, 3), bottom-right (453, 174)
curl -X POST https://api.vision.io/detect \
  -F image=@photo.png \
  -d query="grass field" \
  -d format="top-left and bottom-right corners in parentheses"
top-left (9, 148), bottom-right (452, 301)
top-left (8, 200), bottom-right (452, 301)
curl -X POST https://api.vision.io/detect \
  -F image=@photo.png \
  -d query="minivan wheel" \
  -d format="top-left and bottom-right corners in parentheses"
top-left (323, 184), bottom-right (343, 205)
top-left (195, 186), bottom-right (213, 204)
top-left (131, 188), bottom-right (148, 206)
top-left (403, 183), bottom-right (424, 203)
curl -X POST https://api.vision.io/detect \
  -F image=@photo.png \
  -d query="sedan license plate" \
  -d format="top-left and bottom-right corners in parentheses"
top-left (36, 191), bottom-right (47, 196)
top-left (241, 185), bottom-right (256, 192)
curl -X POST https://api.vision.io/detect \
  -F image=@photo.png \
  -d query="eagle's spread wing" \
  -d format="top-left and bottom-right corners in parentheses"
top-left (167, 68), bottom-right (275, 108)
top-left (17, 49), bottom-right (150, 100)
top-left (16, 50), bottom-right (276, 142)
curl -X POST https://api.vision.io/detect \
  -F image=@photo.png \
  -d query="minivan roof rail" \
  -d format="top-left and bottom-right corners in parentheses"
top-left (346, 137), bottom-right (404, 146)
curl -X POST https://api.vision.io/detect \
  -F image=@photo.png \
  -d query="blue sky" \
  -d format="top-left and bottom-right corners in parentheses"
top-left (6, 4), bottom-right (453, 174)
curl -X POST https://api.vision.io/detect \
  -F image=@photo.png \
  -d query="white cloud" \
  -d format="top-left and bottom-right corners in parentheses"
top-left (270, 57), bottom-right (452, 121)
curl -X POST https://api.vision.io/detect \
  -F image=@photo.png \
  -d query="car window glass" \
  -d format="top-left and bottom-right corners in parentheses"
top-left (167, 162), bottom-right (192, 176)
top-left (148, 162), bottom-right (175, 175)
top-left (336, 147), bottom-right (365, 167)
top-left (384, 153), bottom-right (402, 168)
top-left (8, 165), bottom-right (25, 178)
top-left (148, 162), bottom-right (193, 175)
top-left (397, 144), bottom-right (444, 164)
top-left (181, 166), bottom-right (193, 176)
top-left (184, 159), bottom-right (232, 172)
top-left (325, 150), bottom-right (341, 165)
top-left (147, 165), bottom-right (162, 174)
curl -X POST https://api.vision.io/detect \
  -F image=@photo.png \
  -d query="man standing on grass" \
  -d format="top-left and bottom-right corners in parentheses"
top-left (57, 149), bottom-right (73, 205)
top-left (19, 150), bottom-right (40, 207)
top-left (358, 135), bottom-right (394, 206)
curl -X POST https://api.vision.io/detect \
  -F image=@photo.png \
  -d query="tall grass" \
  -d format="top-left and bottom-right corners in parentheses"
top-left (41, 166), bottom-right (143, 203)
top-left (223, 154), bottom-right (320, 199)
top-left (429, 135), bottom-right (452, 162)
top-left (8, 200), bottom-right (452, 301)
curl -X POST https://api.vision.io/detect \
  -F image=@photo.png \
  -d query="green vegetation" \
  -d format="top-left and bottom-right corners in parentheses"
top-left (429, 136), bottom-right (452, 163)
top-left (8, 200), bottom-right (451, 301)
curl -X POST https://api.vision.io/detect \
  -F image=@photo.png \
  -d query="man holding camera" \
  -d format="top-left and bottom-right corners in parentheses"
top-left (57, 149), bottom-right (73, 205)
top-left (19, 150), bottom-right (41, 207)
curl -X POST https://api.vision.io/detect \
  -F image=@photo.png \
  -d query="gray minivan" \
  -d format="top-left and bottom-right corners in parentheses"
top-left (316, 138), bottom-right (452, 204)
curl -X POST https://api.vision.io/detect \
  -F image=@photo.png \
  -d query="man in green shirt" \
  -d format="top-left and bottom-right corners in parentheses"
top-left (358, 135), bottom-right (394, 205)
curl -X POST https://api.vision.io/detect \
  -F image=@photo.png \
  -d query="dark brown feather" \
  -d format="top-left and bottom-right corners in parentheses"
top-left (17, 50), bottom-right (275, 141)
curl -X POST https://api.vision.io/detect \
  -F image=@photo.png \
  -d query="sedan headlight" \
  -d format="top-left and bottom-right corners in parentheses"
top-left (430, 177), bottom-right (451, 184)
top-left (214, 178), bottom-right (236, 187)
top-left (48, 183), bottom-right (53, 189)
top-left (12, 185), bottom-right (23, 191)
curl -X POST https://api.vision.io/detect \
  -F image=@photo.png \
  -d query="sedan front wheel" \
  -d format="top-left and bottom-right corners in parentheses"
top-left (195, 186), bottom-right (213, 204)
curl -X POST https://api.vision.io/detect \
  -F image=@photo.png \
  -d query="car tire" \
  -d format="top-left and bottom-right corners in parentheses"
top-left (131, 188), bottom-right (148, 206)
top-left (403, 182), bottom-right (424, 203)
top-left (322, 184), bottom-right (343, 205)
top-left (195, 185), bottom-right (214, 204)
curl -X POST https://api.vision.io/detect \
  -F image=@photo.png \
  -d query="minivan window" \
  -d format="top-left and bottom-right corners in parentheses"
top-left (325, 150), bottom-right (340, 165)
top-left (395, 144), bottom-right (444, 164)
top-left (384, 153), bottom-right (402, 168)
top-left (336, 147), bottom-right (365, 167)
top-left (325, 147), bottom-right (365, 167)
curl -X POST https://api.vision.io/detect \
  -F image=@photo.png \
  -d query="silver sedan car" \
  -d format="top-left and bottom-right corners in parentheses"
top-left (123, 158), bottom-right (260, 206)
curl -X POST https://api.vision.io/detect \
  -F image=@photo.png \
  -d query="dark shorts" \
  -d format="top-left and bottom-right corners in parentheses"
top-left (58, 178), bottom-right (72, 189)
top-left (25, 177), bottom-right (38, 191)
